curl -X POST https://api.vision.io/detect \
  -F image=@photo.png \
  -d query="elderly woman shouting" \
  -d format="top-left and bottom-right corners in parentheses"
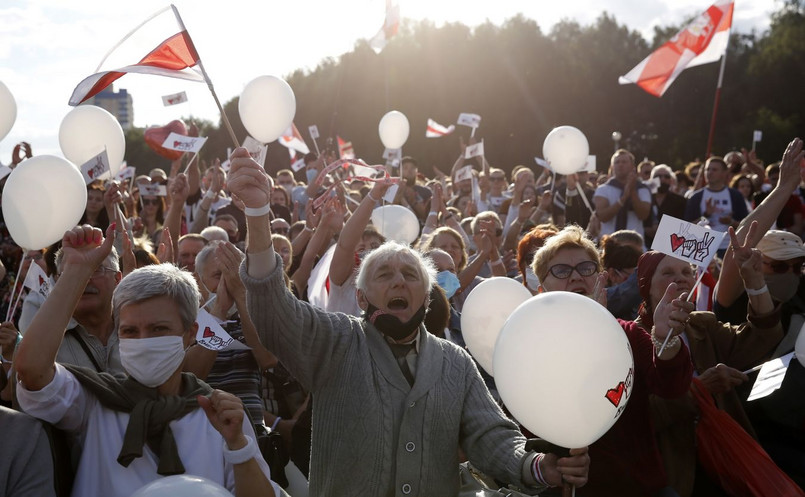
top-left (533, 225), bottom-right (694, 497)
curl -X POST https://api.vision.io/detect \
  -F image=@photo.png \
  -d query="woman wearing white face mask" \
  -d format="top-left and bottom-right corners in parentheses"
top-left (15, 225), bottom-right (280, 497)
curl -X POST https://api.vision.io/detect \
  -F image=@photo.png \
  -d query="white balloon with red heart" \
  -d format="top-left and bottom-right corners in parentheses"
top-left (493, 291), bottom-right (634, 448)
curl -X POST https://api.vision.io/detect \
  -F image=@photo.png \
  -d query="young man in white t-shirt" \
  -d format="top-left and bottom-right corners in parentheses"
top-left (593, 149), bottom-right (652, 238)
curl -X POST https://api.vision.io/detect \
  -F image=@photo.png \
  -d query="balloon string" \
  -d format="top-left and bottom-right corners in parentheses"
top-left (5, 255), bottom-right (26, 323)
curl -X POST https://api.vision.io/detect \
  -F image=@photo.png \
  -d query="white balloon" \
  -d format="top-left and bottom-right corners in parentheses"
top-left (131, 475), bottom-right (232, 497)
top-left (493, 291), bottom-right (634, 448)
top-left (239, 75), bottom-right (296, 143)
top-left (1, 155), bottom-right (87, 250)
top-left (542, 126), bottom-right (589, 175)
top-left (461, 277), bottom-right (532, 375)
top-left (59, 105), bottom-right (125, 177)
top-left (378, 110), bottom-right (410, 149)
top-left (371, 204), bottom-right (420, 244)
top-left (0, 81), bottom-right (17, 142)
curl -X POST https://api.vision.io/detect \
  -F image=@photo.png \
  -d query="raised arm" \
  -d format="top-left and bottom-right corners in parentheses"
top-left (190, 164), bottom-right (224, 234)
top-left (15, 225), bottom-right (115, 391)
top-left (227, 148), bottom-right (275, 278)
top-left (715, 138), bottom-right (804, 307)
top-left (328, 179), bottom-right (392, 286)
top-left (291, 197), bottom-right (343, 296)
top-left (163, 173), bottom-right (189, 261)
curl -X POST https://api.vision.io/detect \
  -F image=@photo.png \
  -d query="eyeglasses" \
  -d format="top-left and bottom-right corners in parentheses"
top-left (91, 266), bottom-right (117, 278)
top-left (548, 260), bottom-right (598, 279)
top-left (141, 198), bottom-right (160, 206)
top-left (763, 260), bottom-right (804, 274)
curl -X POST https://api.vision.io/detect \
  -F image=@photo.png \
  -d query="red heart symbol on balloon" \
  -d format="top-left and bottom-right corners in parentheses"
top-left (670, 233), bottom-right (685, 252)
top-left (144, 120), bottom-right (187, 160)
top-left (605, 382), bottom-right (626, 407)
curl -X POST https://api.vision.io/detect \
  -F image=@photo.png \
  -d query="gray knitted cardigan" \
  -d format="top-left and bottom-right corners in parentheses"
top-left (241, 254), bottom-right (536, 496)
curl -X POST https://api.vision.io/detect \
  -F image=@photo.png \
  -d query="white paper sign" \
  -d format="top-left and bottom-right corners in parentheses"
top-left (161, 91), bottom-right (188, 106)
top-left (308, 125), bottom-right (320, 140)
top-left (753, 130), bottom-right (763, 142)
top-left (195, 308), bottom-right (250, 351)
top-left (747, 352), bottom-right (794, 401)
top-left (139, 183), bottom-right (167, 197)
top-left (242, 136), bottom-right (267, 168)
top-left (290, 156), bottom-right (306, 172)
top-left (457, 113), bottom-right (481, 128)
top-left (162, 133), bottom-right (206, 154)
top-left (220, 159), bottom-right (231, 173)
top-left (80, 150), bottom-right (110, 184)
top-left (455, 165), bottom-right (474, 183)
top-left (383, 183), bottom-right (399, 203)
top-left (383, 148), bottom-right (402, 161)
top-left (651, 215), bottom-right (726, 267)
top-left (22, 262), bottom-right (51, 299)
top-left (465, 140), bottom-right (484, 159)
top-left (534, 157), bottom-right (550, 170)
top-left (115, 164), bottom-right (135, 181)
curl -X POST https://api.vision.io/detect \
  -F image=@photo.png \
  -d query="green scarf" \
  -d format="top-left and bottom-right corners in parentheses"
top-left (62, 364), bottom-right (213, 475)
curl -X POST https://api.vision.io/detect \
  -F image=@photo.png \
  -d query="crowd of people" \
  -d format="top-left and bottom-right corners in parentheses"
top-left (0, 134), bottom-right (804, 497)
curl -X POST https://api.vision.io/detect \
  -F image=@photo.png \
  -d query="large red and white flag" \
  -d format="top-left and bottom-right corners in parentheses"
top-left (338, 136), bottom-right (355, 160)
top-left (369, 0), bottom-right (400, 54)
top-left (425, 119), bottom-right (455, 138)
top-left (278, 123), bottom-right (311, 157)
top-left (619, 0), bottom-right (733, 97)
top-left (69, 5), bottom-right (204, 106)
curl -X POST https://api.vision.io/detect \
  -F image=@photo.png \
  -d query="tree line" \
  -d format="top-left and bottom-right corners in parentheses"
top-left (124, 1), bottom-right (805, 178)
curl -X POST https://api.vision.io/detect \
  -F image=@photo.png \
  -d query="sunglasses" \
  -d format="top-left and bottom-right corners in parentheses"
top-left (655, 174), bottom-right (671, 179)
top-left (548, 260), bottom-right (598, 279)
top-left (141, 198), bottom-right (161, 206)
top-left (763, 260), bottom-right (804, 274)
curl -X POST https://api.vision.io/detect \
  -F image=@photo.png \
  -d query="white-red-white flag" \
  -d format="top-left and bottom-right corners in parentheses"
top-left (369, 0), bottom-right (400, 54)
top-left (425, 119), bottom-right (455, 138)
top-left (69, 6), bottom-right (204, 106)
top-left (22, 262), bottom-right (51, 300)
top-left (619, 0), bottom-right (733, 97)
top-left (338, 136), bottom-right (355, 160)
top-left (278, 123), bottom-right (311, 156)
top-left (162, 91), bottom-right (188, 106)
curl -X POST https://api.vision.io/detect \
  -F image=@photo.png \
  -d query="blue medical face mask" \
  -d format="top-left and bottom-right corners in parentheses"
top-left (436, 270), bottom-right (461, 299)
top-left (306, 169), bottom-right (318, 185)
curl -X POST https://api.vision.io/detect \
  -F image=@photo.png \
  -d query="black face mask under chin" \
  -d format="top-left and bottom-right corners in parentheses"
top-left (365, 302), bottom-right (426, 341)
top-left (657, 183), bottom-right (670, 194)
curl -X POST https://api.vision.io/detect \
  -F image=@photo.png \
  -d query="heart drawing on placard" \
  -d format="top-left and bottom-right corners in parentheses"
top-left (605, 382), bottom-right (626, 407)
top-left (670, 233), bottom-right (686, 252)
top-left (202, 327), bottom-right (215, 339)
